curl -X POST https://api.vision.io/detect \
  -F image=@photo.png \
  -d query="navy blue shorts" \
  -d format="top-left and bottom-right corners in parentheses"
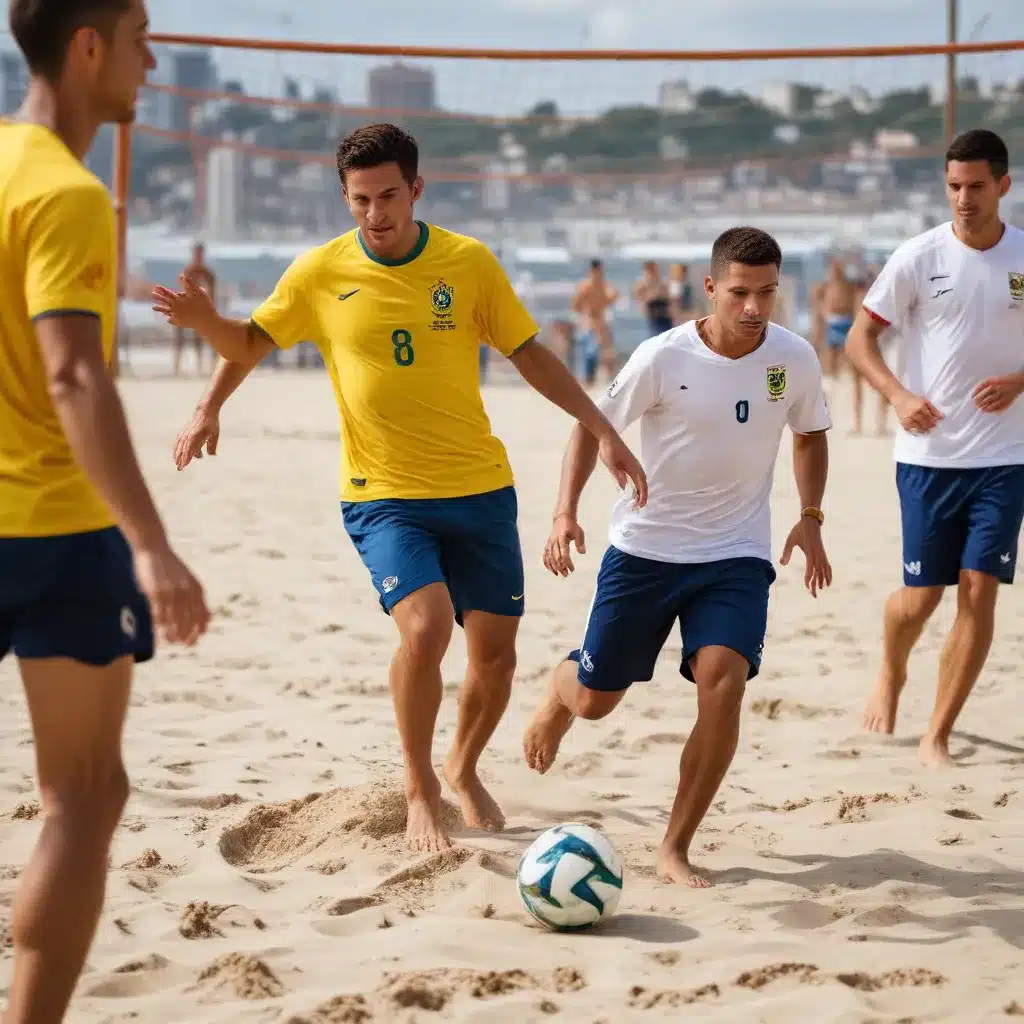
top-left (896, 462), bottom-right (1024, 587)
top-left (341, 486), bottom-right (524, 625)
top-left (0, 527), bottom-right (154, 666)
top-left (826, 317), bottom-right (852, 349)
top-left (567, 545), bottom-right (777, 691)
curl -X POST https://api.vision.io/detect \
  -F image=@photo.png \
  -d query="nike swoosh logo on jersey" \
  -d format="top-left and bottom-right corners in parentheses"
top-left (933, 288), bottom-right (953, 297)
top-left (338, 289), bottom-right (360, 300)
top-left (929, 274), bottom-right (949, 281)
top-left (679, 384), bottom-right (688, 390)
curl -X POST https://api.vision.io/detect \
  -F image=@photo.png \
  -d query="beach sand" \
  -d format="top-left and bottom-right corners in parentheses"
top-left (1, 371), bottom-right (1022, 1022)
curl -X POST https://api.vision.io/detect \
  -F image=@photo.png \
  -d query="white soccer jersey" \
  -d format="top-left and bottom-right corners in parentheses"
top-left (597, 321), bottom-right (831, 564)
top-left (863, 221), bottom-right (1024, 469)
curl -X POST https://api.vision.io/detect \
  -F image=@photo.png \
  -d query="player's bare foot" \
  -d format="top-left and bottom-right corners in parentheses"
top-left (405, 784), bottom-right (451, 853)
top-left (523, 693), bottom-right (575, 774)
top-left (656, 844), bottom-right (711, 889)
top-left (919, 734), bottom-right (957, 768)
top-left (443, 757), bottom-right (505, 832)
top-left (862, 667), bottom-right (904, 734)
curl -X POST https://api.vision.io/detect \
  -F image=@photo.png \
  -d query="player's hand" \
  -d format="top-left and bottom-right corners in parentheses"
top-left (891, 388), bottom-right (943, 434)
top-left (973, 374), bottom-right (1024, 414)
top-left (152, 273), bottom-right (216, 332)
top-left (597, 428), bottom-right (648, 509)
top-left (133, 544), bottom-right (210, 646)
top-left (545, 512), bottom-right (586, 577)
top-left (174, 405), bottom-right (220, 471)
top-left (780, 518), bottom-right (832, 598)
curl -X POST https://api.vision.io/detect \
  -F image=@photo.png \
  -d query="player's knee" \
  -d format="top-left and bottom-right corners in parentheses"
top-left (471, 646), bottom-right (516, 687)
top-left (40, 762), bottom-right (129, 836)
top-left (957, 570), bottom-right (999, 613)
top-left (692, 651), bottom-right (748, 716)
top-left (890, 585), bottom-right (942, 622)
top-left (574, 687), bottom-right (621, 721)
top-left (395, 592), bottom-right (454, 664)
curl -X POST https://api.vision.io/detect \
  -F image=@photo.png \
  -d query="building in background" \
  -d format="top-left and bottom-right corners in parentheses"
top-left (204, 142), bottom-right (245, 239)
top-left (141, 45), bottom-right (218, 133)
top-left (1, 49), bottom-right (28, 114)
top-left (367, 61), bottom-right (436, 114)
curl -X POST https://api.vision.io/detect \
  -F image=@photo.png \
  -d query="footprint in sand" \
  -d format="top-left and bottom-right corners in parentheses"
top-left (84, 954), bottom-right (192, 999)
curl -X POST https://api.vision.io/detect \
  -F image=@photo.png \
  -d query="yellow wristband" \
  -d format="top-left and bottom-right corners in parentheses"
top-left (801, 506), bottom-right (825, 524)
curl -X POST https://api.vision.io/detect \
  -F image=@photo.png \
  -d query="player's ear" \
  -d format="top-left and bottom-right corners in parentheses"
top-left (704, 275), bottom-right (715, 300)
top-left (410, 176), bottom-right (424, 202)
top-left (999, 174), bottom-right (1011, 198)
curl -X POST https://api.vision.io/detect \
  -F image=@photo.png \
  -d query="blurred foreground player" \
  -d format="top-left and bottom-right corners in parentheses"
top-left (1, 0), bottom-right (208, 1020)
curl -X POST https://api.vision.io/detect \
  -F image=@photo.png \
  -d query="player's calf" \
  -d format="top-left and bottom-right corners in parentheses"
top-left (524, 657), bottom-right (629, 775)
top-left (444, 610), bottom-right (518, 833)
top-left (659, 646), bottom-right (747, 889)
top-left (389, 584), bottom-right (455, 851)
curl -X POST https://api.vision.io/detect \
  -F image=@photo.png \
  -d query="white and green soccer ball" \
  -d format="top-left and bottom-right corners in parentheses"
top-left (516, 823), bottom-right (624, 931)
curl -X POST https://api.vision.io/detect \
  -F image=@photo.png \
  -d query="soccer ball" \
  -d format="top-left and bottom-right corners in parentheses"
top-left (516, 823), bottom-right (623, 931)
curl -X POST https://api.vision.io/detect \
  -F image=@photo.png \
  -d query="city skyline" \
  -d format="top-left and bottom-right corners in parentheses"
top-left (2, 1), bottom-right (1019, 117)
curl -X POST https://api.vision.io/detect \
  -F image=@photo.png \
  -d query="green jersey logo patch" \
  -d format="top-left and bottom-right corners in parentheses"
top-left (766, 365), bottom-right (787, 401)
top-left (1009, 272), bottom-right (1024, 301)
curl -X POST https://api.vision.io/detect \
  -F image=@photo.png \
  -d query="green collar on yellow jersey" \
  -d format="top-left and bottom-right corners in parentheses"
top-left (357, 221), bottom-right (430, 267)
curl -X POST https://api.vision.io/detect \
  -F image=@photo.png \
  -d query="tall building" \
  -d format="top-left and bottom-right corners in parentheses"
top-left (367, 62), bottom-right (436, 115)
top-left (204, 143), bottom-right (244, 239)
top-left (1, 50), bottom-right (28, 114)
top-left (141, 46), bottom-right (218, 134)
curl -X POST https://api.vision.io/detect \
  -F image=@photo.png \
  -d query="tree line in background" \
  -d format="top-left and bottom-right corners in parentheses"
top-left (101, 76), bottom-right (1023, 204)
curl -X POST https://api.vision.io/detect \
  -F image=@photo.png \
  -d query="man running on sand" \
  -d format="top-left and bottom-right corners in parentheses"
top-left (524, 226), bottom-right (832, 887)
top-left (847, 128), bottom-right (1024, 766)
top-left (154, 123), bottom-right (646, 853)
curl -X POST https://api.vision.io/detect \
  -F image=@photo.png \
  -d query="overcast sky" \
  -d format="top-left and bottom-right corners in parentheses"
top-left (5, 0), bottom-right (1021, 113)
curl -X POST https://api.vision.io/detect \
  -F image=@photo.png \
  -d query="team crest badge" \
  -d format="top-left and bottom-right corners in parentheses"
top-left (766, 365), bottom-right (786, 401)
top-left (1009, 272), bottom-right (1024, 301)
top-left (431, 280), bottom-right (454, 315)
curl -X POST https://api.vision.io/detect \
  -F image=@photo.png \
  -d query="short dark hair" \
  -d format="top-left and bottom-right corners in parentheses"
top-left (336, 123), bottom-right (419, 187)
top-left (946, 128), bottom-right (1009, 179)
top-left (710, 227), bottom-right (782, 279)
top-left (10, 0), bottom-right (129, 80)
top-left (590, 259), bottom-right (603, 271)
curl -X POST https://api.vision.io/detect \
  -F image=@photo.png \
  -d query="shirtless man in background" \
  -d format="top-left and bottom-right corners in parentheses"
top-left (817, 258), bottom-right (857, 379)
top-left (848, 265), bottom-right (890, 436)
top-left (173, 242), bottom-right (216, 377)
top-left (572, 259), bottom-right (619, 384)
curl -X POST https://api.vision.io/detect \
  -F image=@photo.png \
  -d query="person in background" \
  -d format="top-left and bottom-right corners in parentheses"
top-left (668, 262), bottom-right (696, 324)
top-left (173, 241), bottom-right (216, 377)
top-left (633, 261), bottom-right (673, 336)
top-left (572, 259), bottom-right (618, 385)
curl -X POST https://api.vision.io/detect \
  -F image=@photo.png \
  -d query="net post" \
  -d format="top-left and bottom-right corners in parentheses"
top-left (112, 121), bottom-right (132, 379)
top-left (944, 0), bottom-right (958, 145)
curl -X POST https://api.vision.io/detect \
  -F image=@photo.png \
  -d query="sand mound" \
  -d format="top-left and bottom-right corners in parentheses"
top-left (219, 783), bottom-right (463, 872)
top-left (194, 953), bottom-right (284, 1000)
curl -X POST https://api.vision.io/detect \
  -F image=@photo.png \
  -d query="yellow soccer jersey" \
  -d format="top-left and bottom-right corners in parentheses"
top-left (0, 122), bottom-right (117, 537)
top-left (252, 222), bottom-right (540, 501)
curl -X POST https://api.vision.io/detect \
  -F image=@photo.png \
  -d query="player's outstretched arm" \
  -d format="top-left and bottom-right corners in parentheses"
top-left (35, 315), bottom-right (209, 644)
top-left (509, 339), bottom-right (647, 505)
top-left (153, 277), bottom-right (275, 366)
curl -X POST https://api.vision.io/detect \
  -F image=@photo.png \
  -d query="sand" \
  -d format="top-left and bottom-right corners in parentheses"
top-left (0, 370), bottom-right (1022, 1023)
